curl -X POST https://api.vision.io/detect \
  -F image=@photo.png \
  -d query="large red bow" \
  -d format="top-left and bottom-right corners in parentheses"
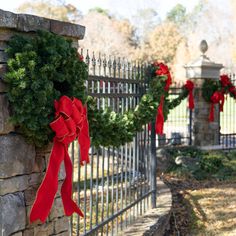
top-left (209, 91), bottom-right (224, 122)
top-left (184, 80), bottom-right (194, 110)
top-left (30, 96), bottom-right (90, 223)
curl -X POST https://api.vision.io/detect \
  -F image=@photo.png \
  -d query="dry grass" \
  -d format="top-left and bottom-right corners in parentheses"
top-left (185, 182), bottom-right (236, 236)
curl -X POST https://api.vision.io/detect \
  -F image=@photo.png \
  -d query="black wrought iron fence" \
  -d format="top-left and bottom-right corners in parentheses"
top-left (69, 51), bottom-right (155, 236)
top-left (156, 84), bottom-right (193, 148)
top-left (220, 74), bottom-right (236, 149)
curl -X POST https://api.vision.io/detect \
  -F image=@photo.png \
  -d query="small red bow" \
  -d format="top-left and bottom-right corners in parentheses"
top-left (184, 80), bottom-right (194, 110)
top-left (209, 91), bottom-right (224, 122)
top-left (155, 62), bottom-right (172, 91)
top-left (220, 74), bottom-right (231, 88)
top-left (30, 96), bottom-right (90, 223)
top-left (154, 62), bottom-right (172, 134)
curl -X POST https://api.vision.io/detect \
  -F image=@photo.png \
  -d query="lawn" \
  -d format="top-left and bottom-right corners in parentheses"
top-left (163, 147), bottom-right (236, 236)
top-left (186, 182), bottom-right (236, 236)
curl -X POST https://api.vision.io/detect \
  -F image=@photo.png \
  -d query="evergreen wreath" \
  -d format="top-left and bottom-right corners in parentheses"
top-left (5, 30), bottom-right (88, 147)
top-left (202, 75), bottom-right (236, 103)
top-left (202, 74), bottom-right (236, 121)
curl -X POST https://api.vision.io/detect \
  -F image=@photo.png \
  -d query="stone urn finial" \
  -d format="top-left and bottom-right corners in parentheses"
top-left (200, 40), bottom-right (208, 55)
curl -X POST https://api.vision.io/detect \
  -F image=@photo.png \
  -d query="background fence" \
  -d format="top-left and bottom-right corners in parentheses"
top-left (220, 74), bottom-right (236, 149)
top-left (156, 85), bottom-right (192, 148)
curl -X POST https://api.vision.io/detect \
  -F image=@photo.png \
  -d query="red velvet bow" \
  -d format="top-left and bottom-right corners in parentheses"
top-left (209, 91), bottom-right (224, 122)
top-left (154, 62), bottom-right (172, 134)
top-left (220, 74), bottom-right (231, 88)
top-left (155, 62), bottom-right (172, 91)
top-left (30, 96), bottom-right (90, 223)
top-left (184, 80), bottom-right (194, 110)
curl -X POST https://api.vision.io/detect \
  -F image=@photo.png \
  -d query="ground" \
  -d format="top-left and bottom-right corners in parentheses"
top-left (163, 175), bottom-right (236, 236)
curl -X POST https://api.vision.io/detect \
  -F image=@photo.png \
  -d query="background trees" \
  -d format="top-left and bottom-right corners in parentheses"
top-left (16, 0), bottom-right (236, 82)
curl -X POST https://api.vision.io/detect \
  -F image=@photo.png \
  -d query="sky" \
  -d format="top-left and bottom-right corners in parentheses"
top-left (0, 0), bottom-right (200, 20)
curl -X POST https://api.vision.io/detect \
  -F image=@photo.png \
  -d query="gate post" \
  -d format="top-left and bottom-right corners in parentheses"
top-left (185, 40), bottom-right (223, 146)
top-left (150, 121), bottom-right (157, 208)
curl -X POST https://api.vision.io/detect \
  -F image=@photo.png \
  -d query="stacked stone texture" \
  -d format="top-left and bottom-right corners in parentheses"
top-left (0, 9), bottom-right (85, 236)
top-left (193, 80), bottom-right (220, 146)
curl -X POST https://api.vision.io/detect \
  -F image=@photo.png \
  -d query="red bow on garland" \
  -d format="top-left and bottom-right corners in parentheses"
top-left (154, 63), bottom-right (172, 135)
top-left (220, 74), bottom-right (236, 98)
top-left (220, 74), bottom-right (232, 88)
top-left (30, 96), bottom-right (90, 223)
top-left (184, 80), bottom-right (194, 110)
top-left (209, 91), bottom-right (224, 122)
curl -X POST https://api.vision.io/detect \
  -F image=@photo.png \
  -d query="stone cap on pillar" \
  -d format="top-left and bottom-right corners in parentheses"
top-left (184, 40), bottom-right (223, 80)
top-left (0, 8), bottom-right (85, 40)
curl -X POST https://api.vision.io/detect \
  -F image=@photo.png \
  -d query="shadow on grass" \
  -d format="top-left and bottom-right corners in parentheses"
top-left (184, 183), bottom-right (236, 235)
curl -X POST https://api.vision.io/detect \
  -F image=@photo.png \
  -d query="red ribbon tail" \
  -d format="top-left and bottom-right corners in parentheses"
top-left (61, 149), bottom-right (84, 217)
top-left (30, 141), bottom-right (64, 223)
top-left (79, 106), bottom-right (90, 165)
top-left (189, 91), bottom-right (194, 110)
top-left (209, 103), bottom-right (215, 122)
top-left (155, 96), bottom-right (164, 135)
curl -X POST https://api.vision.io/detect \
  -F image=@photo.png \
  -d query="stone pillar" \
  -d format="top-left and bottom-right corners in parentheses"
top-left (185, 40), bottom-right (223, 146)
top-left (0, 9), bottom-right (85, 236)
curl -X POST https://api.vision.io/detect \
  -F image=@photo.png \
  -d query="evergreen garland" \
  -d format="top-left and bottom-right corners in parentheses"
top-left (202, 79), bottom-right (220, 102)
top-left (87, 64), bottom-right (190, 147)
top-left (5, 30), bottom-right (191, 148)
top-left (167, 87), bottom-right (189, 110)
top-left (87, 94), bottom-right (157, 147)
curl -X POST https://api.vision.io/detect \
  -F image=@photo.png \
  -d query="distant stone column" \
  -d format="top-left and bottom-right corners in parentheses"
top-left (0, 9), bottom-right (85, 236)
top-left (185, 40), bottom-right (223, 146)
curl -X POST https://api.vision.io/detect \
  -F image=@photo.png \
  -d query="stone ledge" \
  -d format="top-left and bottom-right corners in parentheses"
top-left (119, 178), bottom-right (172, 236)
top-left (0, 9), bottom-right (85, 40)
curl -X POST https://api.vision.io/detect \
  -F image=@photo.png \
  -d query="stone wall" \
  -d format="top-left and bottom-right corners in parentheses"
top-left (0, 9), bottom-right (85, 236)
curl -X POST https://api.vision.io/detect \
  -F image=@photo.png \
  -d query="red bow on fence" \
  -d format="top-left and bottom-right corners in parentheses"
top-left (184, 80), bottom-right (194, 110)
top-left (154, 63), bottom-right (172, 135)
top-left (209, 91), bottom-right (224, 122)
top-left (30, 96), bottom-right (90, 223)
